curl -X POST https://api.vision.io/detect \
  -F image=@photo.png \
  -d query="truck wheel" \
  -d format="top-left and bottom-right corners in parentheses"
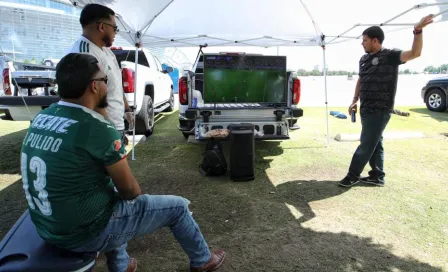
top-left (165, 89), bottom-right (175, 112)
top-left (426, 89), bottom-right (447, 112)
top-left (136, 95), bottom-right (155, 137)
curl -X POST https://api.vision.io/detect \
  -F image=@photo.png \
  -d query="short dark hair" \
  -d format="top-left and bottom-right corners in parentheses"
top-left (56, 53), bottom-right (100, 99)
top-left (362, 26), bottom-right (385, 44)
top-left (79, 4), bottom-right (115, 28)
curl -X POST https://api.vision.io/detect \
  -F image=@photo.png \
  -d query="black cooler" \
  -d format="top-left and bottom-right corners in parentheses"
top-left (229, 124), bottom-right (255, 181)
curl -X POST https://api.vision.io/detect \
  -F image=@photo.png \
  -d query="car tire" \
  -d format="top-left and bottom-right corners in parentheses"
top-left (165, 89), bottom-right (175, 112)
top-left (136, 95), bottom-right (155, 137)
top-left (426, 89), bottom-right (447, 112)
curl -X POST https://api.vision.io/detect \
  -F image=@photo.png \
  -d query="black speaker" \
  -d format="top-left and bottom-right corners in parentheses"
top-left (229, 123), bottom-right (255, 181)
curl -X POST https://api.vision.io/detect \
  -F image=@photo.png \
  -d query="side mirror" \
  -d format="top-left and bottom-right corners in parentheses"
top-left (163, 66), bottom-right (174, 74)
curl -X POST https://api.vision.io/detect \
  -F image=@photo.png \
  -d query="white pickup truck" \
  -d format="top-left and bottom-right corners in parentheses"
top-left (111, 46), bottom-right (175, 136)
top-left (0, 47), bottom-right (175, 137)
top-left (178, 52), bottom-right (303, 140)
top-left (1, 56), bottom-right (54, 120)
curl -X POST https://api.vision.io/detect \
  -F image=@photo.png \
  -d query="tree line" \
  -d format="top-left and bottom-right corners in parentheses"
top-left (296, 69), bottom-right (357, 76)
top-left (423, 64), bottom-right (448, 74)
top-left (296, 64), bottom-right (448, 76)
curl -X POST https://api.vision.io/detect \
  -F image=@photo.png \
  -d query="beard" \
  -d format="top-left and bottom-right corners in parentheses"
top-left (97, 94), bottom-right (108, 108)
top-left (102, 35), bottom-right (113, 47)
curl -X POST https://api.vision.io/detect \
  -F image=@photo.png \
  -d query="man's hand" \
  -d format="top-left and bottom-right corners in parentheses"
top-left (348, 102), bottom-right (358, 115)
top-left (414, 14), bottom-right (434, 30)
top-left (400, 14), bottom-right (433, 63)
top-left (125, 111), bottom-right (135, 130)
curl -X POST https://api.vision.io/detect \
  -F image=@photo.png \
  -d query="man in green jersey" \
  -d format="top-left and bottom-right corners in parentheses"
top-left (20, 53), bottom-right (226, 272)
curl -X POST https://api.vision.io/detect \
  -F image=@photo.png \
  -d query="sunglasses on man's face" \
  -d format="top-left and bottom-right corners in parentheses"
top-left (97, 21), bottom-right (119, 33)
top-left (92, 76), bottom-right (108, 85)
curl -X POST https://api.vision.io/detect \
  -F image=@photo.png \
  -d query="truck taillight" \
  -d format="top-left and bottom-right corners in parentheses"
top-left (122, 68), bottom-right (135, 93)
top-left (2, 68), bottom-right (11, 95)
top-left (293, 78), bottom-right (301, 105)
top-left (179, 76), bottom-right (188, 105)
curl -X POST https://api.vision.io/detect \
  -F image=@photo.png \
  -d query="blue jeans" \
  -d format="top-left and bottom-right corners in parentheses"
top-left (71, 195), bottom-right (211, 272)
top-left (347, 110), bottom-right (392, 181)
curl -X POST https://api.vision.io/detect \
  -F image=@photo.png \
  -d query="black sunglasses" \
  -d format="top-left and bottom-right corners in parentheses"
top-left (92, 76), bottom-right (108, 84)
top-left (97, 21), bottom-right (119, 33)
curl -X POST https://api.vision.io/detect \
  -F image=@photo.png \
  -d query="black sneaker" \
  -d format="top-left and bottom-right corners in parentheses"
top-left (360, 176), bottom-right (385, 187)
top-left (338, 176), bottom-right (360, 187)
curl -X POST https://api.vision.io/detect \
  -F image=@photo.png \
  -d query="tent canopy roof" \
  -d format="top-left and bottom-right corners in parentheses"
top-left (70, 0), bottom-right (448, 48)
top-left (70, 0), bottom-right (323, 47)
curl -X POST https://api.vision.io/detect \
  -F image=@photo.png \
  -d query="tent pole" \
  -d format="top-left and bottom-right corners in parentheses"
top-left (322, 45), bottom-right (330, 146)
top-left (131, 32), bottom-right (141, 161)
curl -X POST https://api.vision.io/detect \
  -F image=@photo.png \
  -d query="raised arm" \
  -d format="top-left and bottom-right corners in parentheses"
top-left (400, 14), bottom-right (434, 63)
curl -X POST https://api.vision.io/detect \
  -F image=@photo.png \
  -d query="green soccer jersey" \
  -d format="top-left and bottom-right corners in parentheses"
top-left (20, 101), bottom-right (126, 250)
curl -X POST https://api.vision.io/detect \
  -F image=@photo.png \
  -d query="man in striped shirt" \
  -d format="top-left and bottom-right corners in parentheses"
top-left (339, 14), bottom-right (434, 188)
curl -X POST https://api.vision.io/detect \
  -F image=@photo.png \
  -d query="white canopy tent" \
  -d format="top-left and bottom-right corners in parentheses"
top-left (326, 1), bottom-right (448, 45)
top-left (69, 0), bottom-right (448, 160)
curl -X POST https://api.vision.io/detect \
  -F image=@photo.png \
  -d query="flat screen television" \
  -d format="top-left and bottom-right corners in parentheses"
top-left (203, 54), bottom-right (287, 104)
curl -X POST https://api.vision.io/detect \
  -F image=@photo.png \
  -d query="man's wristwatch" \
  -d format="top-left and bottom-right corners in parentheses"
top-left (413, 28), bottom-right (422, 35)
top-left (125, 108), bottom-right (132, 113)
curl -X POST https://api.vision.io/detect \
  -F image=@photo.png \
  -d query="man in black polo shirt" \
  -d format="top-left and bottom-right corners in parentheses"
top-left (339, 14), bottom-right (434, 187)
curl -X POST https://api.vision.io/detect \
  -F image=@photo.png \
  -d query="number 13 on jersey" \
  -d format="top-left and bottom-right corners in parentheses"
top-left (21, 152), bottom-right (52, 216)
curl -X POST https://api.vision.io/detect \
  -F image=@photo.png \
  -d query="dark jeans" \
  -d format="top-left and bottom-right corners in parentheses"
top-left (347, 110), bottom-right (392, 181)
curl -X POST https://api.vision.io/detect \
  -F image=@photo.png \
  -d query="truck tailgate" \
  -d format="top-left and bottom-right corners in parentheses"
top-left (0, 96), bottom-right (60, 106)
top-left (191, 106), bottom-right (294, 140)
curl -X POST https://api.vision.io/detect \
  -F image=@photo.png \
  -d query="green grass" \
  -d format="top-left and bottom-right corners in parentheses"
top-left (300, 106), bottom-right (448, 137)
top-left (0, 107), bottom-right (447, 271)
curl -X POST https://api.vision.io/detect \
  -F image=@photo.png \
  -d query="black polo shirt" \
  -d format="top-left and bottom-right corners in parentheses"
top-left (359, 48), bottom-right (405, 113)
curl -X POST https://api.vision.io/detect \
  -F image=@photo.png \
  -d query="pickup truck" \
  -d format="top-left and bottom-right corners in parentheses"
top-left (0, 47), bottom-right (175, 137)
top-left (178, 52), bottom-right (303, 140)
top-left (1, 56), bottom-right (56, 120)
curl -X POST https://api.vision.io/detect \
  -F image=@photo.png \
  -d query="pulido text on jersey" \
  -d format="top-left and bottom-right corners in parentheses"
top-left (23, 132), bottom-right (63, 153)
top-left (23, 113), bottom-right (79, 153)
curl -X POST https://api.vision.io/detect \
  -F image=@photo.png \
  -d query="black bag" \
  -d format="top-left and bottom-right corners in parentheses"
top-left (199, 140), bottom-right (227, 176)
